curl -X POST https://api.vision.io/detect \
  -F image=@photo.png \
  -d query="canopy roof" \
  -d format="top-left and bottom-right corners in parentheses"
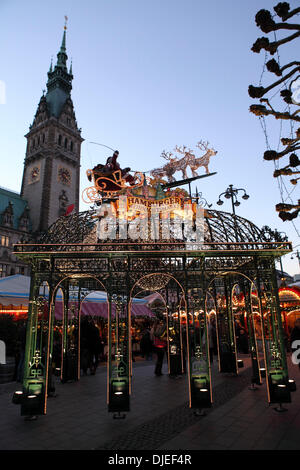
top-left (39, 209), bottom-right (265, 245)
top-left (0, 275), bottom-right (154, 317)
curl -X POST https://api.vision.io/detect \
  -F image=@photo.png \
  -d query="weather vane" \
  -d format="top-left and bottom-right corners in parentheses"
top-left (64, 15), bottom-right (68, 30)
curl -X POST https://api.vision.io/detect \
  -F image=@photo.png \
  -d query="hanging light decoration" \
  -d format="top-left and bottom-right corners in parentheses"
top-left (136, 274), bottom-right (171, 291)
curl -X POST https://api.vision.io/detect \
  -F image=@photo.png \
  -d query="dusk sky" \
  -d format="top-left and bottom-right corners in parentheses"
top-left (0, 0), bottom-right (299, 275)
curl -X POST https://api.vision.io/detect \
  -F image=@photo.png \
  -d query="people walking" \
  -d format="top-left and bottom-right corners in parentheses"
top-left (140, 324), bottom-right (153, 361)
top-left (207, 319), bottom-right (216, 363)
top-left (152, 320), bottom-right (167, 376)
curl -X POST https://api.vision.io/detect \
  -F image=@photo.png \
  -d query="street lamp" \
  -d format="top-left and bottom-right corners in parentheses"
top-left (291, 250), bottom-right (300, 268)
top-left (216, 184), bottom-right (250, 215)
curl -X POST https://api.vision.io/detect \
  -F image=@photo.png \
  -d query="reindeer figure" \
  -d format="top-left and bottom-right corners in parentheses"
top-left (151, 150), bottom-right (185, 183)
top-left (173, 145), bottom-right (195, 179)
top-left (151, 140), bottom-right (217, 183)
top-left (188, 140), bottom-right (217, 176)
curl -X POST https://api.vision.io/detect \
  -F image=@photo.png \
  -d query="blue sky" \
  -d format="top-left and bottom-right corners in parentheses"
top-left (0, 0), bottom-right (299, 275)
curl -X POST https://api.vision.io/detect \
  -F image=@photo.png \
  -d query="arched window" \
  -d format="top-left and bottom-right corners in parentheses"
top-left (42, 134), bottom-right (45, 143)
top-left (58, 135), bottom-right (62, 146)
top-left (64, 138), bottom-right (68, 149)
top-left (70, 141), bottom-right (73, 152)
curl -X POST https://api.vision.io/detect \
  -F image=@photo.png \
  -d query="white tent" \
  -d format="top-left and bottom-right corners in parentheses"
top-left (0, 275), bottom-right (153, 317)
top-left (0, 274), bottom-right (31, 306)
top-left (287, 281), bottom-right (300, 288)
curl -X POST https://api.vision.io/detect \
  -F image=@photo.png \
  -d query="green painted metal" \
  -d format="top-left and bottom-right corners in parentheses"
top-left (108, 295), bottom-right (130, 415)
top-left (188, 282), bottom-right (212, 409)
top-left (215, 277), bottom-right (238, 375)
top-left (12, 234), bottom-right (293, 417)
top-left (255, 257), bottom-right (291, 404)
top-left (243, 281), bottom-right (262, 386)
top-left (21, 270), bottom-right (50, 416)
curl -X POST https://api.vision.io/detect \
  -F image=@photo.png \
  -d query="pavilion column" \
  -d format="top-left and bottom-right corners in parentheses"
top-left (256, 256), bottom-right (291, 405)
top-left (107, 291), bottom-right (130, 417)
top-left (243, 279), bottom-right (262, 386)
top-left (186, 263), bottom-right (212, 411)
top-left (216, 276), bottom-right (238, 375)
top-left (20, 267), bottom-right (50, 417)
top-left (166, 283), bottom-right (183, 377)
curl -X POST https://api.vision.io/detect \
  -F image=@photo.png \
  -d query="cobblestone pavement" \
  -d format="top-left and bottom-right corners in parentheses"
top-left (0, 354), bottom-right (299, 450)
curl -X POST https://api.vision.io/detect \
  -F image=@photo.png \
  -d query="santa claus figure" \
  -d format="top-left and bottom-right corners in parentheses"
top-left (89, 150), bottom-right (135, 188)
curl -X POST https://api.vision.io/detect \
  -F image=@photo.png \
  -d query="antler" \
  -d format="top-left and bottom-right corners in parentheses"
top-left (174, 145), bottom-right (187, 155)
top-left (160, 150), bottom-right (174, 161)
top-left (196, 140), bottom-right (215, 152)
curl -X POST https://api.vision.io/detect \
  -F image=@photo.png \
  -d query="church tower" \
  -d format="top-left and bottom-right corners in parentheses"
top-left (21, 24), bottom-right (83, 233)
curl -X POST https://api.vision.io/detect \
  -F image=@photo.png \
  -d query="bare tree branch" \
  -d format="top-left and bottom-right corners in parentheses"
top-left (248, 66), bottom-right (300, 98)
top-left (274, 3), bottom-right (300, 21)
top-left (250, 2), bottom-right (300, 221)
top-left (249, 104), bottom-right (300, 123)
top-left (252, 30), bottom-right (300, 54)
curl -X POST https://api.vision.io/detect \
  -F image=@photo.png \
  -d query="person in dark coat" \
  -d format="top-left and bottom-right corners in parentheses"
top-left (140, 326), bottom-right (153, 361)
top-left (80, 317), bottom-right (90, 375)
top-left (87, 319), bottom-right (101, 375)
top-left (152, 320), bottom-right (167, 376)
top-left (238, 328), bottom-right (249, 354)
top-left (16, 321), bottom-right (27, 383)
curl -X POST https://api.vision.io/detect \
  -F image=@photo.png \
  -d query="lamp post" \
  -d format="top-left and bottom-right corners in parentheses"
top-left (291, 250), bottom-right (300, 269)
top-left (216, 184), bottom-right (250, 216)
top-left (216, 185), bottom-right (250, 241)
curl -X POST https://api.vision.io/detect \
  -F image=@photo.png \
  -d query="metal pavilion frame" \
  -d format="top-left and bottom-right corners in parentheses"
top-left (12, 231), bottom-right (294, 418)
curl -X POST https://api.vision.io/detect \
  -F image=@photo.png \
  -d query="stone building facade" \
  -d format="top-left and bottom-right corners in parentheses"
top-left (20, 28), bottom-right (83, 233)
top-left (0, 187), bottom-right (31, 277)
top-left (0, 27), bottom-right (82, 276)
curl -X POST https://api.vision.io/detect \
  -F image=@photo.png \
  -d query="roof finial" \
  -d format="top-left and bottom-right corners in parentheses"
top-left (58, 17), bottom-right (67, 60)
top-left (49, 55), bottom-right (53, 73)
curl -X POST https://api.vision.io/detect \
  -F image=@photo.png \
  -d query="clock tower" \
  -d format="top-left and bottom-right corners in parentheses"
top-left (21, 26), bottom-right (84, 233)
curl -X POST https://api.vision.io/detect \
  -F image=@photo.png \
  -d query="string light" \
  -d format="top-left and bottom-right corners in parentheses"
top-left (253, 19), bottom-right (300, 233)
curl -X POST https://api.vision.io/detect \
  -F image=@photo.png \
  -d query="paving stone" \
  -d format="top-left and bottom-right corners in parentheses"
top-left (2, 358), bottom-right (300, 450)
top-left (277, 439), bottom-right (300, 450)
top-left (228, 438), bottom-right (255, 450)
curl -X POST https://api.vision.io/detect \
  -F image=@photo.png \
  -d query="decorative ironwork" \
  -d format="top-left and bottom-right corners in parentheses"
top-left (33, 209), bottom-right (271, 247)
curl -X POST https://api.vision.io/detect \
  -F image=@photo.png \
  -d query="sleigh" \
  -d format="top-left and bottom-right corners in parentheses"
top-left (82, 168), bottom-right (144, 203)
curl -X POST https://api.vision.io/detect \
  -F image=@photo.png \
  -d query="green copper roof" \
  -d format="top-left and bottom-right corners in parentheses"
top-left (45, 28), bottom-right (73, 118)
top-left (0, 187), bottom-right (32, 231)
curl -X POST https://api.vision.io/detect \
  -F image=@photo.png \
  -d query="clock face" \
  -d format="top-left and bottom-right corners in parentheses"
top-left (28, 165), bottom-right (40, 184)
top-left (58, 167), bottom-right (71, 185)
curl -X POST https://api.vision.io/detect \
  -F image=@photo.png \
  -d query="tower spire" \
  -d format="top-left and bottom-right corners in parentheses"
top-left (56, 17), bottom-right (68, 69)
top-left (45, 17), bottom-right (73, 117)
top-left (60, 16), bottom-right (68, 52)
top-left (48, 56), bottom-right (53, 73)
